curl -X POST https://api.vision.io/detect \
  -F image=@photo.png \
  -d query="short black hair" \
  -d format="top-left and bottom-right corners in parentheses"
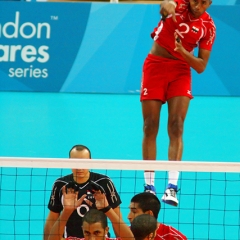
top-left (131, 192), bottom-right (161, 219)
top-left (131, 214), bottom-right (157, 240)
top-left (82, 209), bottom-right (107, 229)
top-left (69, 144), bottom-right (91, 158)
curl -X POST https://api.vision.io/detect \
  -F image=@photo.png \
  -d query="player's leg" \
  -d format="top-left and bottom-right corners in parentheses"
top-left (161, 96), bottom-right (190, 206)
top-left (140, 54), bottom-right (167, 194)
top-left (168, 96), bottom-right (190, 161)
top-left (142, 99), bottom-right (162, 194)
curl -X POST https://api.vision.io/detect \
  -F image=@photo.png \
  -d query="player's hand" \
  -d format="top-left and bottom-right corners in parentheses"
top-left (93, 190), bottom-right (109, 210)
top-left (62, 185), bottom-right (86, 211)
top-left (174, 32), bottom-right (184, 52)
top-left (160, 1), bottom-right (177, 22)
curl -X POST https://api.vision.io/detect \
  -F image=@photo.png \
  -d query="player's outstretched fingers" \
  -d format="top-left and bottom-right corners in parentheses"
top-left (76, 194), bottom-right (87, 207)
top-left (84, 198), bottom-right (93, 207)
top-left (92, 189), bottom-right (101, 195)
top-left (94, 192), bottom-right (109, 210)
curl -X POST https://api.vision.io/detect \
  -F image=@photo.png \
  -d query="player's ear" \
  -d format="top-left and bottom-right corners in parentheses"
top-left (144, 210), bottom-right (154, 216)
top-left (144, 232), bottom-right (155, 240)
top-left (105, 227), bottom-right (109, 235)
top-left (148, 232), bottom-right (154, 240)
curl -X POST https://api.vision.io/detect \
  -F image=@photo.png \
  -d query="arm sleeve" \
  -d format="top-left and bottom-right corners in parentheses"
top-left (175, 0), bottom-right (189, 12)
top-left (47, 181), bottom-right (64, 213)
top-left (100, 178), bottom-right (122, 209)
top-left (169, 226), bottom-right (187, 240)
top-left (199, 23), bottom-right (216, 51)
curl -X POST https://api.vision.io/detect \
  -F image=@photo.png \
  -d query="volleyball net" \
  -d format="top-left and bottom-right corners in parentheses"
top-left (0, 157), bottom-right (239, 240)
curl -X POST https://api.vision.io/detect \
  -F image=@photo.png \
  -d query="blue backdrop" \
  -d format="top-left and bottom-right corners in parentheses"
top-left (0, 2), bottom-right (239, 96)
top-left (0, 92), bottom-right (240, 240)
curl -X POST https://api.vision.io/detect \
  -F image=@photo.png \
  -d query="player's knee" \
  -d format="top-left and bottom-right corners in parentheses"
top-left (143, 118), bottom-right (159, 137)
top-left (168, 117), bottom-right (184, 138)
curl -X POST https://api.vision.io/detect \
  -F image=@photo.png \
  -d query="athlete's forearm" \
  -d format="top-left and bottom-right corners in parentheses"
top-left (44, 224), bottom-right (52, 240)
top-left (105, 208), bottom-right (134, 240)
top-left (178, 48), bottom-right (206, 73)
top-left (48, 210), bottom-right (72, 240)
top-left (44, 212), bottom-right (61, 240)
top-left (111, 206), bottom-right (122, 237)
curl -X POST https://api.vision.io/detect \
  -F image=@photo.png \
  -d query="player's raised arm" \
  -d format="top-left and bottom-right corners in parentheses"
top-left (91, 191), bottom-right (134, 240)
top-left (160, 0), bottom-right (177, 22)
top-left (48, 187), bottom-right (86, 240)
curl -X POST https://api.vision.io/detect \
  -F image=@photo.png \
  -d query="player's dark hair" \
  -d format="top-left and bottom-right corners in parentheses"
top-left (82, 209), bottom-right (108, 229)
top-left (131, 192), bottom-right (161, 219)
top-left (69, 144), bottom-right (91, 158)
top-left (131, 214), bottom-right (157, 240)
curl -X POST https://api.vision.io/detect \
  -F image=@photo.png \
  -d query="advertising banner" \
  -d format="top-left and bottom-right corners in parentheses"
top-left (0, 3), bottom-right (239, 96)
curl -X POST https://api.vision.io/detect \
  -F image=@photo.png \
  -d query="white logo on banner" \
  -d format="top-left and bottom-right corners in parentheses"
top-left (0, 11), bottom-right (51, 78)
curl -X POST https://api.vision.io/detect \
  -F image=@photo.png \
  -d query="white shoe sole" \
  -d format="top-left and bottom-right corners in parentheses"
top-left (162, 195), bottom-right (178, 206)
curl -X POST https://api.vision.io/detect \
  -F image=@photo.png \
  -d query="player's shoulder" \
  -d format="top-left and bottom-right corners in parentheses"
top-left (54, 173), bottom-right (74, 185)
top-left (157, 223), bottom-right (187, 239)
top-left (168, 225), bottom-right (187, 239)
top-left (89, 172), bottom-right (120, 196)
top-left (175, 0), bottom-right (189, 12)
top-left (66, 237), bottom-right (85, 240)
top-left (90, 171), bottom-right (112, 182)
top-left (176, 0), bottom-right (189, 7)
top-left (202, 12), bottom-right (216, 29)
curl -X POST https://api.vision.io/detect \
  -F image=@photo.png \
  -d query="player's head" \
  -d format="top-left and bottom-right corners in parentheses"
top-left (189, 0), bottom-right (212, 18)
top-left (69, 144), bottom-right (91, 183)
top-left (82, 209), bottom-right (109, 240)
top-left (128, 192), bottom-right (161, 223)
top-left (131, 214), bottom-right (157, 240)
top-left (69, 144), bottom-right (91, 159)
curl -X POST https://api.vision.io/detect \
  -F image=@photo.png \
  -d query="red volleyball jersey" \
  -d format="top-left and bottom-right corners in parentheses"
top-left (155, 223), bottom-right (187, 240)
top-left (66, 238), bottom-right (120, 240)
top-left (151, 0), bottom-right (216, 61)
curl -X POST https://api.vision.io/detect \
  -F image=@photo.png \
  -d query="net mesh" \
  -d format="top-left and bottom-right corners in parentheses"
top-left (0, 157), bottom-right (239, 240)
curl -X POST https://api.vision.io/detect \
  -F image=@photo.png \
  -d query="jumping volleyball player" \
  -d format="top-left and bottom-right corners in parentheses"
top-left (142, 0), bottom-right (216, 206)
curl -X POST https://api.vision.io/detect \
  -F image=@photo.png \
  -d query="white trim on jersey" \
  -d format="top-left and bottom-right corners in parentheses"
top-left (107, 181), bottom-right (118, 203)
top-left (156, 224), bottom-right (186, 240)
top-left (95, 177), bottom-right (111, 183)
top-left (170, 227), bottom-right (186, 240)
top-left (91, 180), bottom-right (106, 193)
top-left (78, 182), bottom-right (90, 190)
top-left (157, 232), bottom-right (186, 240)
